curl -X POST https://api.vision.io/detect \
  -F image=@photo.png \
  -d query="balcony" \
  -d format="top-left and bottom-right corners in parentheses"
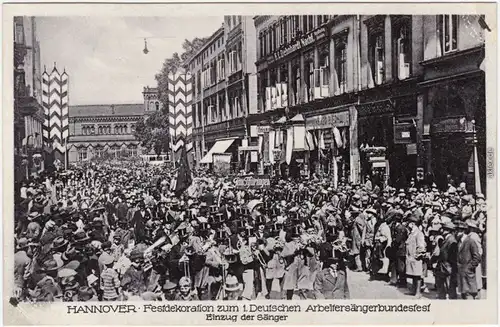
top-left (15, 72), bottom-right (42, 117)
top-left (17, 95), bottom-right (43, 117)
top-left (202, 117), bottom-right (246, 135)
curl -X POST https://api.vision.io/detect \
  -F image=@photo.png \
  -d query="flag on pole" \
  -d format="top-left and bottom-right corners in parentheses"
top-left (174, 145), bottom-right (192, 197)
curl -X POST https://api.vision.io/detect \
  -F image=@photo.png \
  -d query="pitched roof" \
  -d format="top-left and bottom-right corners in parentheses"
top-left (69, 104), bottom-right (144, 117)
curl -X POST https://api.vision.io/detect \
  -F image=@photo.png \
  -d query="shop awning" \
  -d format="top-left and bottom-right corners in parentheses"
top-left (200, 138), bottom-right (237, 164)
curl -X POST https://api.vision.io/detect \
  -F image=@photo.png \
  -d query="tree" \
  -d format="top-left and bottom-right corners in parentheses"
top-left (134, 111), bottom-right (170, 155)
top-left (155, 37), bottom-right (210, 108)
top-left (139, 36), bottom-right (209, 157)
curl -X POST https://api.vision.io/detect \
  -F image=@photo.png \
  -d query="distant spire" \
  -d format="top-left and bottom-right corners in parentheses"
top-left (43, 65), bottom-right (46, 73)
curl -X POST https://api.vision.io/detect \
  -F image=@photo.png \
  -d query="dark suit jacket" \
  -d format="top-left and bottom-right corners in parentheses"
top-left (436, 234), bottom-right (458, 276)
top-left (314, 269), bottom-right (350, 299)
top-left (116, 203), bottom-right (129, 222)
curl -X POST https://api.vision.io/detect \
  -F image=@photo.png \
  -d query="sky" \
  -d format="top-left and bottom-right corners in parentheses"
top-left (36, 16), bottom-right (223, 105)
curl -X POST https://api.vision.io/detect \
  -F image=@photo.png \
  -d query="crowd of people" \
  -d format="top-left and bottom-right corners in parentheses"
top-left (13, 160), bottom-right (488, 302)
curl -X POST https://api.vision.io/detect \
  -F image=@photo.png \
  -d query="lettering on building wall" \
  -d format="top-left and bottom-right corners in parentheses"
top-left (305, 111), bottom-right (350, 130)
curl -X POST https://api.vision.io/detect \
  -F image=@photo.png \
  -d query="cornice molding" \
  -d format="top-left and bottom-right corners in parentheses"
top-left (254, 15), bottom-right (273, 27)
top-left (70, 115), bottom-right (142, 123)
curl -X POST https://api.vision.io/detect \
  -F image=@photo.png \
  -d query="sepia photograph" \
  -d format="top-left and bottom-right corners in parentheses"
top-left (3, 3), bottom-right (498, 326)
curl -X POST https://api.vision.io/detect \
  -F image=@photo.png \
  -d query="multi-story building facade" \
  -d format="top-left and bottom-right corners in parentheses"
top-left (67, 87), bottom-right (162, 163)
top-left (420, 15), bottom-right (486, 192)
top-left (187, 16), bottom-right (257, 170)
top-left (14, 16), bottom-right (45, 183)
top-left (252, 15), bottom-right (485, 191)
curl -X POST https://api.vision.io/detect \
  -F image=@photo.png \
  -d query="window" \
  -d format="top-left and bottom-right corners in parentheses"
top-left (14, 21), bottom-right (24, 44)
top-left (303, 16), bottom-right (309, 33)
top-left (128, 145), bottom-right (138, 157)
top-left (111, 146), bottom-right (119, 158)
top-left (369, 32), bottom-right (385, 86)
top-left (305, 60), bottom-right (314, 102)
top-left (218, 56), bottom-right (225, 81)
top-left (91, 126), bottom-right (95, 135)
top-left (392, 17), bottom-right (412, 80)
top-left (234, 95), bottom-right (241, 117)
top-left (308, 15), bottom-right (315, 31)
top-left (228, 50), bottom-right (238, 74)
top-left (335, 36), bottom-right (347, 94)
top-left (259, 33), bottom-right (264, 58)
top-left (237, 44), bottom-right (242, 71)
top-left (281, 18), bottom-right (288, 45)
top-left (291, 15), bottom-right (299, 38)
top-left (196, 71), bottom-right (201, 93)
top-left (437, 15), bottom-right (458, 55)
top-left (292, 65), bottom-right (301, 105)
top-left (219, 94), bottom-right (226, 121)
top-left (78, 148), bottom-right (88, 162)
top-left (271, 26), bottom-right (277, 53)
top-left (209, 104), bottom-right (216, 123)
top-left (131, 124), bottom-right (135, 133)
top-left (318, 15), bottom-right (330, 25)
top-left (319, 53), bottom-right (330, 96)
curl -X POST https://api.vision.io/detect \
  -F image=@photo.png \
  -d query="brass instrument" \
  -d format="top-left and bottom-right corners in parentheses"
top-left (331, 238), bottom-right (349, 253)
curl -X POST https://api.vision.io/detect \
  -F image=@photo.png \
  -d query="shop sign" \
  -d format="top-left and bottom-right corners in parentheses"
top-left (258, 125), bottom-right (271, 134)
top-left (273, 28), bottom-right (326, 61)
top-left (306, 111), bottom-right (350, 130)
top-left (394, 122), bottom-right (414, 144)
top-left (406, 143), bottom-right (417, 155)
top-left (431, 117), bottom-right (473, 134)
top-left (234, 175), bottom-right (271, 189)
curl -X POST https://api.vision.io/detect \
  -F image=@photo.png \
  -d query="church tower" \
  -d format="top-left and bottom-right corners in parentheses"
top-left (142, 86), bottom-right (162, 116)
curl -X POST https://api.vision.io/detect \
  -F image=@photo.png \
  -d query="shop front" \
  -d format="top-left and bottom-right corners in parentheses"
top-left (357, 100), bottom-right (394, 188)
top-left (199, 137), bottom-right (241, 174)
top-left (305, 109), bottom-right (350, 184)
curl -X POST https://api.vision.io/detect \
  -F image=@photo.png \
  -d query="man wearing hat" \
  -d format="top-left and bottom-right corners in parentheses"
top-left (26, 212), bottom-right (42, 240)
top-left (405, 214), bottom-right (426, 298)
top-left (456, 220), bottom-right (483, 299)
top-left (434, 222), bottom-right (458, 299)
top-left (161, 280), bottom-right (178, 301)
top-left (14, 238), bottom-right (32, 299)
top-left (313, 256), bottom-right (350, 299)
top-left (350, 206), bottom-right (366, 272)
top-left (77, 286), bottom-right (98, 302)
top-left (131, 202), bottom-right (149, 244)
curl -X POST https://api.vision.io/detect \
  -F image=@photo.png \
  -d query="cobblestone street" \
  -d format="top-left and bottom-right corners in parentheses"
top-left (262, 270), bottom-right (439, 300)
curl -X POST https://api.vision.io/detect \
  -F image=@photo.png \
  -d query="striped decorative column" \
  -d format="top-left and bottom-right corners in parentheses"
top-left (42, 64), bottom-right (69, 161)
top-left (167, 72), bottom-right (193, 164)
